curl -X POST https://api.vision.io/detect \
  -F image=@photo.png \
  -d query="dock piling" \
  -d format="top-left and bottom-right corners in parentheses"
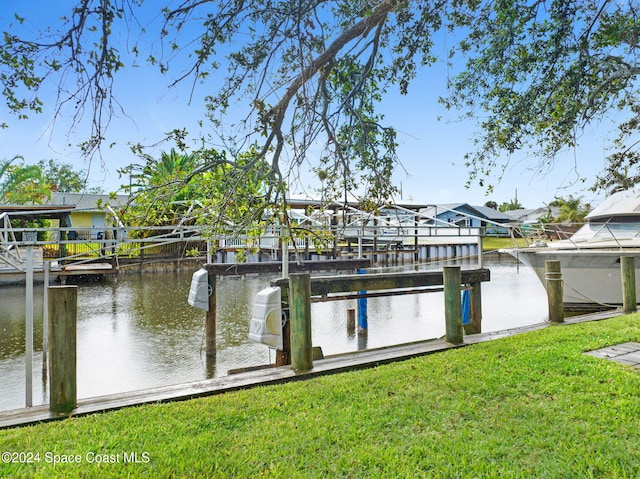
top-left (289, 273), bottom-right (313, 372)
top-left (347, 308), bottom-right (356, 335)
top-left (444, 266), bottom-right (464, 344)
top-left (463, 282), bottom-right (483, 334)
top-left (621, 256), bottom-right (637, 314)
top-left (48, 286), bottom-right (78, 414)
top-left (545, 260), bottom-right (564, 323)
top-left (206, 272), bottom-right (217, 357)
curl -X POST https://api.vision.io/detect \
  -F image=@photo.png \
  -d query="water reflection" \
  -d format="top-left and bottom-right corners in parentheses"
top-left (0, 256), bottom-right (547, 411)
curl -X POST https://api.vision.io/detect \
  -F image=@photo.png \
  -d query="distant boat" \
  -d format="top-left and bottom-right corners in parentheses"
top-left (504, 188), bottom-right (640, 310)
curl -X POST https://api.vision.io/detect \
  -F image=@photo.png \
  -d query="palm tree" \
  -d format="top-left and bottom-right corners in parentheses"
top-left (553, 196), bottom-right (588, 223)
top-left (498, 198), bottom-right (524, 212)
top-left (144, 149), bottom-right (197, 184)
top-left (0, 155), bottom-right (21, 200)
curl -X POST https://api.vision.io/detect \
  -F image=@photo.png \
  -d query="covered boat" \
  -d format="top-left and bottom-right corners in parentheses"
top-left (506, 188), bottom-right (640, 310)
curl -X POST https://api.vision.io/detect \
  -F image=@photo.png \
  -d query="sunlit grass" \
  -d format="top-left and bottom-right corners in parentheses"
top-left (482, 236), bottom-right (528, 251)
top-left (1, 315), bottom-right (640, 478)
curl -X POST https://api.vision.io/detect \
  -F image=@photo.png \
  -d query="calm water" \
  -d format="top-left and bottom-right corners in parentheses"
top-left (0, 256), bottom-right (547, 411)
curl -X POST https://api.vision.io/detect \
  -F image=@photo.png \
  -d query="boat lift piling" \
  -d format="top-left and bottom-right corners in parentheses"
top-left (545, 260), bottom-right (564, 323)
top-left (269, 267), bottom-right (490, 370)
top-left (544, 256), bottom-right (636, 317)
top-left (621, 256), bottom-right (637, 314)
top-left (48, 286), bottom-right (78, 414)
top-left (25, 241), bottom-right (34, 407)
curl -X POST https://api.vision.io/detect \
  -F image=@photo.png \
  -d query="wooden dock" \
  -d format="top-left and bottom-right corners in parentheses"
top-left (0, 308), bottom-right (623, 430)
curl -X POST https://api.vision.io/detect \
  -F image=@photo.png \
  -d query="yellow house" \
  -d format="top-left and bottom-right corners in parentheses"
top-left (47, 193), bottom-right (130, 239)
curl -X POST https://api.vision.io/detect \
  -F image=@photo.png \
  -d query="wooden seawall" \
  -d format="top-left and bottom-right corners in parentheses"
top-left (0, 308), bottom-right (622, 430)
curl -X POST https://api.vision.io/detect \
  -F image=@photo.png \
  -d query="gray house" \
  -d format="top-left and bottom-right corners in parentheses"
top-left (419, 203), bottom-right (512, 236)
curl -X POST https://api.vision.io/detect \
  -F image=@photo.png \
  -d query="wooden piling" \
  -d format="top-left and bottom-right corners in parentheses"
top-left (347, 308), bottom-right (356, 335)
top-left (48, 286), bottom-right (77, 414)
top-left (205, 272), bottom-right (217, 357)
top-left (443, 266), bottom-right (464, 344)
top-left (275, 318), bottom-right (291, 366)
top-left (463, 282), bottom-right (482, 334)
top-left (289, 273), bottom-right (313, 372)
top-left (545, 260), bottom-right (564, 323)
top-left (621, 256), bottom-right (637, 314)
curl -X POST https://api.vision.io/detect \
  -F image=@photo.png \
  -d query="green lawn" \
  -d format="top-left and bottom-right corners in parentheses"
top-left (2, 315), bottom-right (640, 478)
top-left (482, 236), bottom-right (529, 251)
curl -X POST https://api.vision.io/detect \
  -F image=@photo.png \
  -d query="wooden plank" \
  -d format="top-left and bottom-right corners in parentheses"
top-left (273, 268), bottom-right (490, 295)
top-left (58, 263), bottom-right (116, 276)
top-left (204, 259), bottom-right (371, 276)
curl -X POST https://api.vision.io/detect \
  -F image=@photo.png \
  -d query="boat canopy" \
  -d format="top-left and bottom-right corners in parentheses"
top-left (585, 188), bottom-right (640, 222)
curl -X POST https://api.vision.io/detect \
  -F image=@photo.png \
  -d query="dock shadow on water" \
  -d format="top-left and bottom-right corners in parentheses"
top-left (0, 256), bottom-right (546, 411)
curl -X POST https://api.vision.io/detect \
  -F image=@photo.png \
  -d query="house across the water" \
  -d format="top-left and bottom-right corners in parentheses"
top-left (419, 203), bottom-right (512, 236)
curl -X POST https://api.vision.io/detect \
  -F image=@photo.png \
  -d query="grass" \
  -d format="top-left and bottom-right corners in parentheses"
top-left (482, 236), bottom-right (529, 251)
top-left (2, 315), bottom-right (640, 478)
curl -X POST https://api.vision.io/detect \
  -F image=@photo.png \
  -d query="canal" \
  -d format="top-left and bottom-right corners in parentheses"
top-left (0, 255), bottom-right (546, 411)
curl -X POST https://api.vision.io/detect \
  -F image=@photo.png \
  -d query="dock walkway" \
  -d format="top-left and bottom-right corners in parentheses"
top-left (0, 309), bottom-right (623, 429)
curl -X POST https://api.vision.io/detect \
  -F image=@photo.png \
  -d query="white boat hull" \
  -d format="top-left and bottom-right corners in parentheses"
top-left (510, 248), bottom-right (640, 307)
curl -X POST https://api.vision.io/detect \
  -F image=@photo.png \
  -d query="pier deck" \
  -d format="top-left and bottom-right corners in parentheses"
top-left (59, 262), bottom-right (116, 276)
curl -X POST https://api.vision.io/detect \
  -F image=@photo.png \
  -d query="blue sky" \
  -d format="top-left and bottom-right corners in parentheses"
top-left (0, 2), bottom-right (617, 210)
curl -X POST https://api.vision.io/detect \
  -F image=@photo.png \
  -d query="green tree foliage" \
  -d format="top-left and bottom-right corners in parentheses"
top-left (37, 159), bottom-right (95, 193)
top-left (498, 198), bottom-right (524, 212)
top-left (443, 0), bottom-right (640, 193)
top-left (549, 195), bottom-right (589, 223)
top-left (1, 0), bottom-right (639, 218)
top-left (121, 147), bottom-right (270, 231)
top-left (0, 0), bottom-right (445, 221)
top-left (0, 156), bottom-right (51, 204)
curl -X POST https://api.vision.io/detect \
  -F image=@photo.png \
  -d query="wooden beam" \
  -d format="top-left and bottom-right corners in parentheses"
top-left (273, 268), bottom-right (490, 295)
top-left (204, 258), bottom-right (371, 276)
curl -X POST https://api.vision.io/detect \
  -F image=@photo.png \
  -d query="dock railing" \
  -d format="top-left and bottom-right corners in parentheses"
top-left (270, 267), bottom-right (491, 371)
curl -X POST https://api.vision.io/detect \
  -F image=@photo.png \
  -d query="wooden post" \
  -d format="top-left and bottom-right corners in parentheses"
top-left (25, 244), bottom-right (34, 407)
top-left (205, 272), bottom-right (217, 357)
top-left (347, 308), bottom-right (356, 335)
top-left (275, 285), bottom-right (290, 366)
top-left (289, 273), bottom-right (313, 372)
top-left (621, 256), bottom-right (637, 314)
top-left (545, 260), bottom-right (564, 323)
top-left (463, 282), bottom-right (482, 334)
top-left (48, 286), bottom-right (77, 414)
top-left (275, 318), bottom-right (291, 366)
top-left (43, 262), bottom-right (50, 355)
top-left (444, 266), bottom-right (464, 344)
